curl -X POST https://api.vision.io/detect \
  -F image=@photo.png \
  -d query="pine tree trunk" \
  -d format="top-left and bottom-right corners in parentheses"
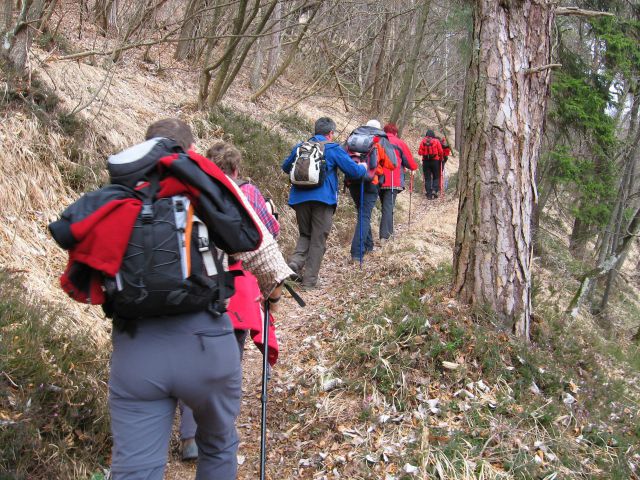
top-left (452, 0), bottom-right (554, 338)
top-left (569, 216), bottom-right (589, 259)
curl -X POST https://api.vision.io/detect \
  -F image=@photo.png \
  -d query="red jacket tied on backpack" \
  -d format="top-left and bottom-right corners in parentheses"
top-left (418, 135), bottom-right (444, 162)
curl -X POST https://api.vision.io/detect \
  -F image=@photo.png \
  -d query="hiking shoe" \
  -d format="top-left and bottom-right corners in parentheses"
top-left (181, 438), bottom-right (198, 462)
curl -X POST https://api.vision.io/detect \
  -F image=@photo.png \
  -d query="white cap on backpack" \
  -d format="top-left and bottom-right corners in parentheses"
top-left (366, 119), bottom-right (381, 129)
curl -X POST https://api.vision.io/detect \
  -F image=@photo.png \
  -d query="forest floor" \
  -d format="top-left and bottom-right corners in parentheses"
top-left (165, 179), bottom-right (461, 480)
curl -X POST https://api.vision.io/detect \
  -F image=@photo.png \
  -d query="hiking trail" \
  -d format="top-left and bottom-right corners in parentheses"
top-left (165, 169), bottom-right (459, 479)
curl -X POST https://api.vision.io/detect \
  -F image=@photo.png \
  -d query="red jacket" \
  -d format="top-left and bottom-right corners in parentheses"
top-left (418, 136), bottom-right (444, 161)
top-left (381, 133), bottom-right (418, 190)
top-left (49, 149), bottom-right (263, 304)
top-left (441, 137), bottom-right (451, 159)
top-left (227, 261), bottom-right (278, 365)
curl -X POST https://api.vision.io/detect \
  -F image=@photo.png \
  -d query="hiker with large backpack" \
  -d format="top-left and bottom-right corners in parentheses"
top-left (344, 119), bottom-right (397, 263)
top-left (178, 140), bottom-right (282, 462)
top-left (49, 119), bottom-right (293, 480)
top-left (379, 123), bottom-right (418, 241)
top-left (282, 117), bottom-right (367, 288)
top-left (418, 129), bottom-right (444, 199)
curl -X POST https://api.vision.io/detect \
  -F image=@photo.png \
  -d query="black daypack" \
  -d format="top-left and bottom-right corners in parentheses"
top-left (103, 186), bottom-right (235, 321)
top-left (104, 139), bottom-right (237, 322)
top-left (290, 141), bottom-right (328, 189)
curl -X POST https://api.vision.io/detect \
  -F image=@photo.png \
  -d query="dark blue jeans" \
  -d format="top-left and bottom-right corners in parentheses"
top-left (349, 182), bottom-right (378, 261)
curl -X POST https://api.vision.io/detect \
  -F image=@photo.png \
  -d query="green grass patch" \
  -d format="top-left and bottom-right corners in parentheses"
top-left (205, 105), bottom-right (292, 207)
top-left (0, 271), bottom-right (110, 479)
top-left (273, 111), bottom-right (313, 137)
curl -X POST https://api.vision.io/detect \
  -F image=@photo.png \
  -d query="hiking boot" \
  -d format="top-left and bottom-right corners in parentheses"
top-left (181, 438), bottom-right (198, 462)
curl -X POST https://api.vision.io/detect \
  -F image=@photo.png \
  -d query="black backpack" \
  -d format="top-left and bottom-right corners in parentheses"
top-left (104, 139), bottom-right (237, 323)
top-left (103, 186), bottom-right (235, 322)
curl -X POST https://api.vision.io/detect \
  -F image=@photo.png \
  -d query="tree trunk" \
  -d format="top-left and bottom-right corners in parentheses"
top-left (452, 0), bottom-right (554, 338)
top-left (250, 3), bottom-right (319, 103)
top-left (370, 14), bottom-right (389, 117)
top-left (389, 0), bottom-right (430, 124)
top-left (174, 0), bottom-right (205, 61)
top-left (204, 0), bottom-right (250, 108)
top-left (568, 207), bottom-right (640, 317)
top-left (265, 0), bottom-right (280, 76)
top-left (1, 0), bottom-right (46, 76)
top-left (250, 36), bottom-right (264, 90)
top-left (1, 0), bottom-right (12, 34)
top-left (569, 215), bottom-right (590, 259)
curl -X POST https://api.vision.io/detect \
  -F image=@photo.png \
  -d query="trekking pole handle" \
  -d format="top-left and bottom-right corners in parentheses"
top-left (284, 282), bottom-right (306, 307)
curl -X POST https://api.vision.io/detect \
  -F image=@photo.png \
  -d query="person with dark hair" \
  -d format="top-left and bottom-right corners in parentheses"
top-left (379, 123), bottom-right (418, 241)
top-left (51, 118), bottom-right (293, 479)
top-left (282, 116), bottom-right (367, 288)
top-left (418, 129), bottom-right (444, 199)
top-left (144, 118), bottom-right (194, 151)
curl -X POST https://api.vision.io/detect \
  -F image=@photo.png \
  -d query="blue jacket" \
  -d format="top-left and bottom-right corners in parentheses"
top-left (282, 135), bottom-right (366, 206)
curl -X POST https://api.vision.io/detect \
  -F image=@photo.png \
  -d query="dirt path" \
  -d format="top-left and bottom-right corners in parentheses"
top-left (165, 169), bottom-right (459, 479)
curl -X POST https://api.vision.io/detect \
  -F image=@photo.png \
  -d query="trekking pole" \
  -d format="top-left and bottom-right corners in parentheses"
top-left (259, 298), bottom-right (270, 480)
top-left (408, 172), bottom-right (413, 231)
top-left (439, 160), bottom-right (444, 200)
top-left (359, 178), bottom-right (364, 268)
top-left (390, 165), bottom-right (394, 237)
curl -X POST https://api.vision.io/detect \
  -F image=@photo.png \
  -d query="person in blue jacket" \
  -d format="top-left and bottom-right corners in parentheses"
top-left (282, 117), bottom-right (367, 288)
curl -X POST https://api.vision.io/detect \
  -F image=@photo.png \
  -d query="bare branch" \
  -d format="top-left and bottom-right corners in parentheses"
top-left (525, 63), bottom-right (562, 74)
top-left (555, 7), bottom-right (615, 18)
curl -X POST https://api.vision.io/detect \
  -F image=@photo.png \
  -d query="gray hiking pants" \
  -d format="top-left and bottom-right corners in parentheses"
top-left (109, 311), bottom-right (241, 480)
top-left (179, 329), bottom-right (248, 440)
top-left (289, 201), bottom-right (335, 287)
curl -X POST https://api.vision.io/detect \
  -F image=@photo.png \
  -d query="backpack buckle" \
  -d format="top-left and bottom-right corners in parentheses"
top-left (197, 236), bottom-right (209, 252)
top-left (141, 204), bottom-right (154, 223)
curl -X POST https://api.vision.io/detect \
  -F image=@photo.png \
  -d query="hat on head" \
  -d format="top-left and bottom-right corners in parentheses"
top-left (366, 119), bottom-right (381, 129)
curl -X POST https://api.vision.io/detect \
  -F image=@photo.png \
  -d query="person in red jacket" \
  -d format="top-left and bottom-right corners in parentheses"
top-left (379, 123), bottom-right (418, 241)
top-left (418, 129), bottom-right (444, 199)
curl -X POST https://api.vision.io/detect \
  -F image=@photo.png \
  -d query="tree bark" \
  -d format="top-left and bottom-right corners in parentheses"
top-left (250, 3), bottom-right (319, 103)
top-left (1, 0), bottom-right (46, 76)
top-left (265, 0), bottom-right (280, 76)
top-left (1, 0), bottom-right (13, 34)
top-left (569, 216), bottom-right (590, 259)
top-left (452, 0), bottom-right (554, 338)
top-left (174, 0), bottom-right (206, 61)
top-left (370, 13), bottom-right (389, 117)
